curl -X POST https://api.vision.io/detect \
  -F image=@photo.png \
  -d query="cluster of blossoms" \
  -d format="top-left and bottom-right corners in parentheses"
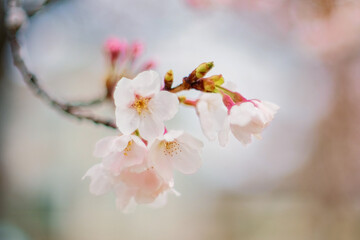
top-left (103, 38), bottom-right (157, 99)
top-left (84, 44), bottom-right (279, 211)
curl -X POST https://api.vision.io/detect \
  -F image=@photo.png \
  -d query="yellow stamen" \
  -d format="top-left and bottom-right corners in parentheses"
top-left (132, 95), bottom-right (150, 114)
top-left (163, 141), bottom-right (181, 157)
top-left (123, 140), bottom-right (133, 156)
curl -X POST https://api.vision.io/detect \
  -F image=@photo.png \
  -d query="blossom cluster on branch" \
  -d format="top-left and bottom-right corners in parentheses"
top-left (83, 39), bottom-right (279, 212)
top-left (5, 0), bottom-right (278, 212)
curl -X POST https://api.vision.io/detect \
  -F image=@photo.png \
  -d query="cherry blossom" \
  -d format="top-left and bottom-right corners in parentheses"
top-left (114, 70), bottom-right (179, 141)
top-left (93, 134), bottom-right (147, 175)
top-left (196, 93), bottom-right (229, 147)
top-left (83, 163), bottom-right (175, 212)
top-left (148, 130), bottom-right (204, 181)
top-left (229, 100), bottom-right (279, 145)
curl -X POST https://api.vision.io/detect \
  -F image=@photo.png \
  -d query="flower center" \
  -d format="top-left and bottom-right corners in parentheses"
top-left (132, 95), bottom-right (150, 115)
top-left (123, 140), bottom-right (133, 156)
top-left (163, 141), bottom-right (181, 157)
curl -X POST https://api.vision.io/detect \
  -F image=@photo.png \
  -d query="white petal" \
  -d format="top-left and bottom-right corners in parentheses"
top-left (93, 136), bottom-right (118, 158)
top-left (218, 118), bottom-right (230, 147)
top-left (171, 144), bottom-right (202, 175)
top-left (83, 164), bottom-right (113, 196)
top-left (138, 114), bottom-right (164, 141)
top-left (177, 132), bottom-right (204, 150)
top-left (113, 135), bottom-right (132, 152)
top-left (114, 182), bottom-right (137, 212)
top-left (196, 93), bottom-right (228, 142)
top-left (147, 191), bottom-right (168, 208)
top-left (148, 139), bottom-right (174, 182)
top-left (229, 103), bottom-right (254, 127)
top-left (115, 108), bottom-right (140, 135)
top-left (149, 91), bottom-right (179, 121)
top-left (103, 136), bottom-right (147, 175)
top-left (113, 77), bottom-right (135, 107)
top-left (230, 124), bottom-right (253, 145)
top-left (132, 70), bottom-right (161, 97)
top-left (164, 130), bottom-right (183, 142)
top-left (262, 101), bottom-right (280, 112)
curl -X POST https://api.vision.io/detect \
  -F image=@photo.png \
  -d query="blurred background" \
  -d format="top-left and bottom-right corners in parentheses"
top-left (1, 0), bottom-right (360, 239)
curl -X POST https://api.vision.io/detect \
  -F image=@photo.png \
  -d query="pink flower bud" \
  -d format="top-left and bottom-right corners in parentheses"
top-left (104, 38), bottom-right (127, 63)
top-left (130, 41), bottom-right (144, 59)
top-left (141, 60), bottom-right (157, 71)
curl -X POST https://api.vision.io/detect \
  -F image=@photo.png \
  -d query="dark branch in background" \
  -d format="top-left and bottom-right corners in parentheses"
top-left (26, 0), bottom-right (59, 17)
top-left (6, 0), bottom-right (117, 129)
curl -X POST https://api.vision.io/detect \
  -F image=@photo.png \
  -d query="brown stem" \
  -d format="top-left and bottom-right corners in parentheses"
top-left (168, 84), bottom-right (188, 93)
top-left (6, 8), bottom-right (117, 129)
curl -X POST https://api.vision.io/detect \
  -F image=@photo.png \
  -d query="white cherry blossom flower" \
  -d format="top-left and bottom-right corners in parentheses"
top-left (114, 70), bottom-right (179, 141)
top-left (93, 135), bottom-right (147, 175)
top-left (196, 93), bottom-right (229, 147)
top-left (229, 100), bottom-right (279, 145)
top-left (148, 130), bottom-right (204, 181)
top-left (83, 162), bottom-right (176, 212)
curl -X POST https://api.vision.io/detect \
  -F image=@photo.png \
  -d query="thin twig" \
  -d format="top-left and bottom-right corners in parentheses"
top-left (6, 3), bottom-right (117, 129)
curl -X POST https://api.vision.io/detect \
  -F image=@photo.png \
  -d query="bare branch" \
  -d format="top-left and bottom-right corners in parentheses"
top-left (6, 3), bottom-right (117, 130)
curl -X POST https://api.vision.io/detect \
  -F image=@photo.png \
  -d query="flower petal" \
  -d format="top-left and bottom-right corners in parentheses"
top-left (83, 164), bottom-right (113, 196)
top-left (149, 91), bottom-right (179, 121)
top-left (196, 93), bottom-right (228, 142)
top-left (148, 139), bottom-right (174, 182)
top-left (113, 77), bottom-right (135, 107)
top-left (171, 144), bottom-right (202, 175)
top-left (132, 70), bottom-right (161, 97)
top-left (177, 132), bottom-right (204, 150)
top-left (93, 136), bottom-right (118, 158)
top-left (115, 108), bottom-right (140, 135)
top-left (138, 114), bottom-right (164, 141)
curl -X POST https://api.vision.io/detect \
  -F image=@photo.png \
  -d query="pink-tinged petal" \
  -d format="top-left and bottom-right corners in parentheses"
top-left (230, 124), bottom-right (253, 145)
top-left (83, 164), bottom-right (113, 196)
top-left (218, 118), bottom-right (230, 147)
top-left (113, 135), bottom-right (132, 152)
top-left (177, 132), bottom-right (204, 150)
top-left (229, 103), bottom-right (254, 127)
top-left (163, 130), bottom-right (183, 142)
top-left (147, 191), bottom-right (169, 208)
top-left (103, 136), bottom-right (147, 175)
top-left (171, 144), bottom-right (202, 175)
top-left (149, 91), bottom-right (179, 121)
top-left (114, 181), bottom-right (136, 211)
top-left (93, 136), bottom-right (118, 158)
top-left (148, 139), bottom-right (174, 182)
top-left (196, 93), bottom-right (228, 142)
top-left (261, 100), bottom-right (280, 112)
top-left (120, 169), bottom-right (166, 204)
top-left (113, 77), bottom-right (135, 107)
top-left (115, 108), bottom-right (140, 135)
top-left (132, 70), bottom-right (161, 97)
top-left (138, 114), bottom-right (164, 141)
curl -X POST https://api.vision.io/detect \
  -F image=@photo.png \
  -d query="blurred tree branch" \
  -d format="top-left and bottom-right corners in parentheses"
top-left (6, 0), bottom-right (117, 129)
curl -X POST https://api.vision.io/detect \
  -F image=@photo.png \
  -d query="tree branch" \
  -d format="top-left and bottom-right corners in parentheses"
top-left (6, 3), bottom-right (117, 129)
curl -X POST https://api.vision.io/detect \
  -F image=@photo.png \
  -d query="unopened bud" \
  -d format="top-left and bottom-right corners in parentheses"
top-left (104, 38), bottom-right (127, 63)
top-left (164, 70), bottom-right (173, 90)
top-left (195, 62), bottom-right (214, 79)
top-left (130, 41), bottom-right (144, 59)
top-left (208, 74), bottom-right (224, 86)
top-left (203, 78), bottom-right (215, 92)
top-left (141, 60), bottom-right (157, 71)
